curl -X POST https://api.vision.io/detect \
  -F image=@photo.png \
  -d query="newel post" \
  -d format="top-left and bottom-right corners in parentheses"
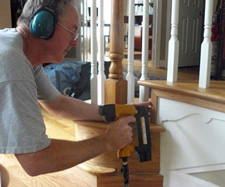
top-left (105, 0), bottom-right (127, 104)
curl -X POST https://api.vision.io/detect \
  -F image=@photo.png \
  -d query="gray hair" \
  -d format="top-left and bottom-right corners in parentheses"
top-left (17, 0), bottom-right (79, 27)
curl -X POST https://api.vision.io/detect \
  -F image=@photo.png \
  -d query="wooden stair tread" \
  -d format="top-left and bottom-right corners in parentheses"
top-left (138, 80), bottom-right (225, 114)
top-left (137, 80), bottom-right (225, 104)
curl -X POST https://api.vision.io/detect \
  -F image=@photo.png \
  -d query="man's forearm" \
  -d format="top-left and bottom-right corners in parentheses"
top-left (15, 137), bottom-right (108, 176)
top-left (40, 95), bottom-right (103, 121)
top-left (15, 115), bottom-right (135, 176)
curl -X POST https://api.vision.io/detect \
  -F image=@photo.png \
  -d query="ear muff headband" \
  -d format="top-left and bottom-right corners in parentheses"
top-left (30, 7), bottom-right (56, 39)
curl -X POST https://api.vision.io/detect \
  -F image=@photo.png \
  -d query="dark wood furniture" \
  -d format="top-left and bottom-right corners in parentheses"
top-left (134, 26), bottom-right (152, 59)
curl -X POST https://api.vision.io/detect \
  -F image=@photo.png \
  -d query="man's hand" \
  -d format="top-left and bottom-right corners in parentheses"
top-left (133, 101), bottom-right (152, 108)
top-left (131, 101), bottom-right (153, 119)
top-left (102, 116), bottom-right (136, 153)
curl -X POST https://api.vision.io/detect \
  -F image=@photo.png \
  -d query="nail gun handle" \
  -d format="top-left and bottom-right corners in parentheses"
top-left (117, 144), bottom-right (135, 158)
top-left (134, 105), bottom-right (152, 162)
top-left (98, 104), bottom-right (152, 162)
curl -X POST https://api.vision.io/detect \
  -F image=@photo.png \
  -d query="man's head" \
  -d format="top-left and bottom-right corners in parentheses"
top-left (17, 0), bottom-right (79, 39)
top-left (17, 0), bottom-right (80, 64)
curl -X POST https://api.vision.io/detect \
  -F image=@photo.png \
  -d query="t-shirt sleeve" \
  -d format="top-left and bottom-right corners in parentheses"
top-left (34, 66), bottom-right (61, 103)
top-left (0, 80), bottom-right (51, 154)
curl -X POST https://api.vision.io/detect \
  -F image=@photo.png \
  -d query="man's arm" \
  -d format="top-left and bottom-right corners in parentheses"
top-left (39, 94), bottom-right (152, 122)
top-left (39, 94), bottom-right (102, 121)
top-left (15, 116), bottom-right (135, 176)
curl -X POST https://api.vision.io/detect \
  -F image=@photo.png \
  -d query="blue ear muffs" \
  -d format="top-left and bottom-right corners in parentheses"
top-left (30, 7), bottom-right (56, 39)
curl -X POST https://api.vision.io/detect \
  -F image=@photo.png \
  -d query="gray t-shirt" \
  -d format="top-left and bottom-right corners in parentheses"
top-left (0, 28), bottom-right (60, 154)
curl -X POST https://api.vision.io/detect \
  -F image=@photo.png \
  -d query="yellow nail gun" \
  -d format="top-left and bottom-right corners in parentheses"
top-left (98, 104), bottom-right (152, 186)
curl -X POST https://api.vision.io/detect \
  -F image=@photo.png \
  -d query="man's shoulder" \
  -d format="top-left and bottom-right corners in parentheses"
top-left (0, 28), bottom-right (23, 49)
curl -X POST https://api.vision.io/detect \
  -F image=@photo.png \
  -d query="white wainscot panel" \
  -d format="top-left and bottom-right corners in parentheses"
top-left (158, 98), bottom-right (225, 187)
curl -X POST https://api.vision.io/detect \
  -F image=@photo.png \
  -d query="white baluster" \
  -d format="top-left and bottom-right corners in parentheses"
top-left (167, 0), bottom-right (179, 82)
top-left (199, 0), bottom-right (213, 88)
top-left (127, 0), bottom-right (135, 103)
top-left (97, 0), bottom-right (106, 105)
top-left (90, 0), bottom-right (98, 104)
top-left (139, 0), bottom-right (149, 102)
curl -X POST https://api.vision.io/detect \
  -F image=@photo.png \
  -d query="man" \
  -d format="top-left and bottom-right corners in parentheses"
top-left (0, 0), bottom-right (150, 177)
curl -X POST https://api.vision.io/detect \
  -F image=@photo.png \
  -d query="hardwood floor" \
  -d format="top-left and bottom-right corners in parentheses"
top-left (122, 59), bottom-right (199, 81)
top-left (104, 51), bottom-right (199, 81)
top-left (85, 51), bottom-right (199, 81)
